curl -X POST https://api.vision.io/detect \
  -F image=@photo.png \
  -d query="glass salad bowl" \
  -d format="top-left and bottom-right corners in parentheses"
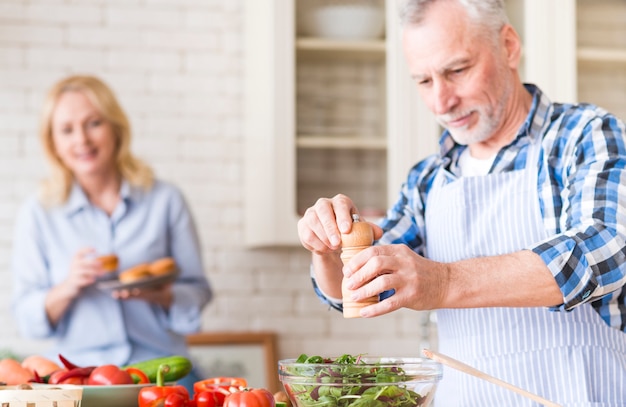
top-left (278, 355), bottom-right (442, 407)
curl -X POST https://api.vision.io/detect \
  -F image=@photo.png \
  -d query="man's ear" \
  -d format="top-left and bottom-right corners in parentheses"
top-left (501, 24), bottom-right (522, 69)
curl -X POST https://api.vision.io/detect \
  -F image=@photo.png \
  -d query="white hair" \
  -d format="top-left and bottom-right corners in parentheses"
top-left (398, 0), bottom-right (510, 36)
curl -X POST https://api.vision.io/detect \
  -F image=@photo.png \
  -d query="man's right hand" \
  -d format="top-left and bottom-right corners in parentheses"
top-left (297, 194), bottom-right (382, 254)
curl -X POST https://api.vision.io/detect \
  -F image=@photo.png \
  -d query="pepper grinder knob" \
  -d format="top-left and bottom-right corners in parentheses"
top-left (340, 214), bottom-right (378, 318)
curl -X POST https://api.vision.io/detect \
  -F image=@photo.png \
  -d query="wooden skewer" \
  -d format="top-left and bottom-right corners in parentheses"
top-left (422, 349), bottom-right (563, 407)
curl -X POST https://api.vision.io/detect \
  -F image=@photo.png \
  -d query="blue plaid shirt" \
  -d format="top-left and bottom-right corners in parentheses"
top-left (313, 84), bottom-right (626, 332)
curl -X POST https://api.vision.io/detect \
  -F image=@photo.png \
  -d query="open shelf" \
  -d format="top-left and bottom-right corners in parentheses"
top-left (296, 136), bottom-right (387, 150)
top-left (578, 47), bottom-right (626, 64)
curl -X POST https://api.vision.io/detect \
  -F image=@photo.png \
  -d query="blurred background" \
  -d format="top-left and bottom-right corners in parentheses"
top-left (0, 0), bottom-right (624, 373)
top-left (0, 0), bottom-right (435, 363)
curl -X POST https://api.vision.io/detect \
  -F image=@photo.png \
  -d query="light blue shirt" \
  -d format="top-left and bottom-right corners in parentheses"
top-left (11, 179), bottom-right (213, 366)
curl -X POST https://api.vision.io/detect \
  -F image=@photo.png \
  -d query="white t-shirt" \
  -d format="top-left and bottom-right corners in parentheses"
top-left (458, 148), bottom-right (496, 177)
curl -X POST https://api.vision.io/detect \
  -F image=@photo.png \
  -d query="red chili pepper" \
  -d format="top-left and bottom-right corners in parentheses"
top-left (29, 370), bottom-right (45, 384)
top-left (58, 354), bottom-right (80, 370)
top-left (138, 364), bottom-right (190, 407)
top-left (48, 366), bottom-right (96, 384)
top-left (51, 354), bottom-right (96, 384)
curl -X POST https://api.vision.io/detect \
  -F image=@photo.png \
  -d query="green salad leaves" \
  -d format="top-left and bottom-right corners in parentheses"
top-left (283, 354), bottom-right (428, 407)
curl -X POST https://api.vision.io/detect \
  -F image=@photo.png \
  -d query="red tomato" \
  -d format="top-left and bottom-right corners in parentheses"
top-left (195, 388), bottom-right (230, 407)
top-left (88, 364), bottom-right (134, 385)
top-left (223, 389), bottom-right (275, 407)
top-left (48, 369), bottom-right (88, 385)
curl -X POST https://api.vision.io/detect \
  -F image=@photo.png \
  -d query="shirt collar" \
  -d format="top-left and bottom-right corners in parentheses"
top-left (437, 83), bottom-right (552, 161)
top-left (63, 179), bottom-right (134, 216)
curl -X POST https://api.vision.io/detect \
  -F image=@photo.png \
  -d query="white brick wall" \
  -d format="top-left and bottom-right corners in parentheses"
top-left (0, 0), bottom-right (432, 368)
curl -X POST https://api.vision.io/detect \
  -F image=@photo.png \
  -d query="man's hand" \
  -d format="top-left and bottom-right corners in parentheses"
top-left (342, 246), bottom-right (563, 317)
top-left (298, 194), bottom-right (382, 254)
top-left (342, 244), bottom-right (449, 317)
top-left (298, 194), bottom-right (383, 300)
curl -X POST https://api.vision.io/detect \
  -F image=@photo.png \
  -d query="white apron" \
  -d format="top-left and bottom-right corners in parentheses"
top-left (425, 135), bottom-right (626, 406)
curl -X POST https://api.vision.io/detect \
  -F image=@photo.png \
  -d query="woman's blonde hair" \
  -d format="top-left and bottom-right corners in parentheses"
top-left (39, 75), bottom-right (154, 206)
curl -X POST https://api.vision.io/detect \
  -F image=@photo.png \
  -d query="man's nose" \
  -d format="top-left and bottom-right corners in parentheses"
top-left (432, 80), bottom-right (457, 115)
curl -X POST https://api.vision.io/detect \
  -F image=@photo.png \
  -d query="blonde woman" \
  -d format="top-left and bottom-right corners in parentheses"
top-left (11, 75), bottom-right (212, 389)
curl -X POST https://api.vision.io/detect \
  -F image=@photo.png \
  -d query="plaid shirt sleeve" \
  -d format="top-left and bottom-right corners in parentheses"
top-left (530, 104), bottom-right (626, 313)
top-left (376, 155), bottom-right (441, 251)
top-left (310, 264), bottom-right (343, 312)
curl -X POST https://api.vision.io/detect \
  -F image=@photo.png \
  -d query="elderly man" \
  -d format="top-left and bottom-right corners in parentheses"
top-left (297, 0), bottom-right (626, 405)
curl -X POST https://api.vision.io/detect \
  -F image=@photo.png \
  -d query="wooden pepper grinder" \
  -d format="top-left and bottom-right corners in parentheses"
top-left (340, 213), bottom-right (378, 318)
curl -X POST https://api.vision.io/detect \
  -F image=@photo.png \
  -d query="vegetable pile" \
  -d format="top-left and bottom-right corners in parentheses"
top-left (281, 354), bottom-right (430, 407)
top-left (0, 353), bottom-right (290, 407)
top-left (139, 368), bottom-right (286, 407)
top-left (0, 354), bottom-right (185, 386)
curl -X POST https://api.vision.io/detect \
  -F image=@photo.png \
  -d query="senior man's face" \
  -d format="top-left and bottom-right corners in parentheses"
top-left (402, 2), bottom-right (518, 146)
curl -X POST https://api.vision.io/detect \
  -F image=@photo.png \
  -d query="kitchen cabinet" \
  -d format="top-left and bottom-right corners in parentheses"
top-left (505, 0), bottom-right (577, 103)
top-left (244, 0), bottom-right (623, 247)
top-left (576, 0), bottom-right (626, 120)
top-left (507, 0), bottom-right (626, 119)
top-left (244, 0), bottom-right (439, 247)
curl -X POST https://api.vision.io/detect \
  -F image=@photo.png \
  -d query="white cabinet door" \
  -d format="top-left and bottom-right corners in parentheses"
top-left (244, 0), bottom-right (439, 247)
top-left (506, 0), bottom-right (577, 103)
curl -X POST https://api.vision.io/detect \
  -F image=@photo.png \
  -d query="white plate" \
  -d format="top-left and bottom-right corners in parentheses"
top-left (81, 383), bottom-right (153, 407)
top-left (96, 270), bottom-right (178, 292)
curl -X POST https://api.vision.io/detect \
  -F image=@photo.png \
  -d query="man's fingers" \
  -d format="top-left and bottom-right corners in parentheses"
top-left (313, 197), bottom-right (344, 248)
top-left (371, 223), bottom-right (384, 240)
top-left (299, 195), bottom-right (358, 252)
top-left (331, 194), bottom-right (357, 234)
top-left (299, 207), bottom-right (336, 252)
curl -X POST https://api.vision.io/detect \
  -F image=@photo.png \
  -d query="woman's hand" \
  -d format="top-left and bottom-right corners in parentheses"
top-left (342, 244), bottom-right (449, 317)
top-left (61, 248), bottom-right (108, 297)
top-left (112, 284), bottom-right (173, 309)
top-left (46, 247), bottom-right (110, 325)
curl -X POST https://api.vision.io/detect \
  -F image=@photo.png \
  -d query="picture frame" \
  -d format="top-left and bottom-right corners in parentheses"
top-left (187, 331), bottom-right (280, 393)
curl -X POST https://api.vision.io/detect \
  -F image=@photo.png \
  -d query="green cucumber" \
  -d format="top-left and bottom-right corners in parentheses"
top-left (123, 355), bottom-right (192, 383)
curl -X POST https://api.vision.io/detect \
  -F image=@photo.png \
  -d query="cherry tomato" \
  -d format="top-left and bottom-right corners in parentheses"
top-left (88, 364), bottom-right (134, 385)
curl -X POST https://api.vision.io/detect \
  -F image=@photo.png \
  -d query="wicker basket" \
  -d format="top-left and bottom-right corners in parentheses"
top-left (0, 384), bottom-right (82, 407)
